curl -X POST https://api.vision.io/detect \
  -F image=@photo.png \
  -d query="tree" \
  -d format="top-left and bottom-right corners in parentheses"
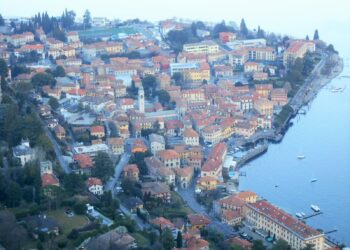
top-left (73, 202), bottom-right (87, 215)
top-left (0, 14), bottom-right (5, 26)
top-left (0, 58), bottom-right (8, 78)
top-left (53, 65), bottom-right (65, 77)
top-left (313, 29), bottom-right (319, 40)
top-left (172, 72), bottom-right (183, 85)
top-left (176, 231), bottom-right (183, 248)
top-left (240, 18), bottom-right (249, 37)
top-left (5, 181), bottom-right (22, 207)
top-left (157, 90), bottom-right (170, 106)
top-left (48, 97), bottom-right (59, 110)
top-left (252, 240), bottom-right (266, 250)
top-left (142, 75), bottom-right (157, 99)
top-left (256, 26), bottom-right (265, 38)
top-left (53, 27), bottom-right (66, 42)
top-left (0, 211), bottom-right (28, 249)
top-left (162, 228), bottom-right (175, 250)
top-left (63, 173), bottom-right (85, 193)
top-left (302, 244), bottom-right (315, 250)
top-left (83, 10), bottom-right (92, 29)
top-left (272, 239), bottom-right (291, 250)
top-left (305, 35), bottom-right (310, 41)
top-left (31, 72), bottom-right (56, 88)
top-left (92, 152), bottom-right (114, 182)
top-left (61, 9), bottom-right (76, 29)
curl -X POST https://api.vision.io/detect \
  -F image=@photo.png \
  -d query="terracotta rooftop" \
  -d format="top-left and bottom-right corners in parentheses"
top-left (86, 177), bottom-right (103, 187)
top-left (188, 213), bottom-right (211, 226)
top-left (41, 173), bottom-right (59, 187)
top-left (73, 154), bottom-right (94, 169)
top-left (246, 200), bottom-right (323, 239)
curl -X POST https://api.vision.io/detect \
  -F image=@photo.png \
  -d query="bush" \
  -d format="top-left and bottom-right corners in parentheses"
top-left (73, 203), bottom-right (87, 215)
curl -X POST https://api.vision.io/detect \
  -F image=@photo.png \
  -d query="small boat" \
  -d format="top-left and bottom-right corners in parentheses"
top-left (275, 184), bottom-right (279, 188)
top-left (296, 213), bottom-right (303, 218)
top-left (311, 205), bottom-right (320, 212)
top-left (310, 178), bottom-right (318, 183)
top-left (297, 155), bottom-right (305, 160)
top-left (301, 212), bottom-right (306, 217)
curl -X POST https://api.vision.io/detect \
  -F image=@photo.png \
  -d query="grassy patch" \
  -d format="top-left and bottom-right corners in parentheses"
top-left (47, 208), bottom-right (89, 235)
top-left (131, 232), bottom-right (150, 247)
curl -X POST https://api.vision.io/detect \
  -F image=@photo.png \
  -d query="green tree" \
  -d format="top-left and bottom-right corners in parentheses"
top-left (61, 9), bottom-right (76, 29)
top-left (48, 97), bottom-right (59, 110)
top-left (0, 14), bottom-right (5, 26)
top-left (142, 75), bottom-right (157, 99)
top-left (5, 181), bottom-right (22, 207)
top-left (31, 72), bottom-right (56, 88)
top-left (313, 29), bottom-right (319, 40)
top-left (252, 240), bottom-right (266, 250)
top-left (92, 152), bottom-right (114, 182)
top-left (240, 18), bottom-right (249, 37)
top-left (53, 27), bottom-right (66, 42)
top-left (176, 231), bottom-right (183, 248)
top-left (257, 26), bottom-right (265, 38)
top-left (0, 58), bottom-right (8, 78)
top-left (161, 228), bottom-right (175, 250)
top-left (302, 244), bottom-right (315, 250)
top-left (272, 239), bottom-right (291, 250)
top-left (53, 65), bottom-right (66, 77)
top-left (83, 10), bottom-right (92, 29)
top-left (63, 173), bottom-right (85, 193)
top-left (73, 202), bottom-right (87, 215)
top-left (157, 90), bottom-right (170, 107)
top-left (305, 35), bottom-right (310, 40)
top-left (172, 72), bottom-right (183, 85)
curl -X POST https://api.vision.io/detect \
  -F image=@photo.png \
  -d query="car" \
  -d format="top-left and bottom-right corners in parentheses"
top-left (239, 232), bottom-right (248, 239)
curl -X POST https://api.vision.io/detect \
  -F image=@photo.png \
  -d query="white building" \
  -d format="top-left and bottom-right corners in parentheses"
top-left (86, 177), bottom-right (104, 196)
top-left (149, 133), bottom-right (165, 154)
top-left (138, 86), bottom-right (145, 113)
top-left (12, 139), bottom-right (35, 166)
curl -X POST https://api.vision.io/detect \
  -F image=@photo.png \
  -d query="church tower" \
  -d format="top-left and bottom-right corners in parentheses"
top-left (138, 85), bottom-right (145, 113)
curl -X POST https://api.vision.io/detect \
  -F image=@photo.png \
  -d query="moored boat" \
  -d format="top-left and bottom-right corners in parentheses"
top-left (311, 204), bottom-right (320, 212)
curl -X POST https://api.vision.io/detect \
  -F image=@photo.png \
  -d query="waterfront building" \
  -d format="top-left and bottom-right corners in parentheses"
top-left (244, 200), bottom-right (325, 250)
top-left (283, 40), bottom-right (316, 66)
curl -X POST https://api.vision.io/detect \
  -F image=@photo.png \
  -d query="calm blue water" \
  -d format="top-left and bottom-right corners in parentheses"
top-left (240, 52), bottom-right (350, 243)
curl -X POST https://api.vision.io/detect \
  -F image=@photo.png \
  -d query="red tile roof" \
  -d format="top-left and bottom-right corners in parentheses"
top-left (73, 154), bottom-right (94, 169)
top-left (246, 200), bottom-right (322, 239)
top-left (188, 213), bottom-right (211, 226)
top-left (41, 173), bottom-right (59, 187)
top-left (86, 177), bottom-right (103, 187)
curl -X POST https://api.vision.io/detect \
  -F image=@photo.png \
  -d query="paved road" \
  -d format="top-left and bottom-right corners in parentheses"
top-left (177, 184), bottom-right (237, 238)
top-left (105, 152), bottom-right (131, 193)
top-left (119, 204), bottom-right (150, 230)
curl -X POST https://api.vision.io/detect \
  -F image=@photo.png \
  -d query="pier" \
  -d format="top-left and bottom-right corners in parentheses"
top-left (302, 212), bottom-right (323, 220)
top-left (235, 143), bottom-right (268, 168)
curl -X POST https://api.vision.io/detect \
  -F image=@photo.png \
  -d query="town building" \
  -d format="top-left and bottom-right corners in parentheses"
top-left (86, 177), bottom-right (104, 196)
top-left (12, 139), bottom-right (35, 166)
top-left (141, 182), bottom-right (171, 203)
top-left (123, 164), bottom-right (140, 181)
top-left (183, 40), bottom-right (219, 54)
top-left (156, 149), bottom-right (181, 168)
top-left (149, 133), bottom-right (165, 154)
top-left (183, 128), bottom-right (199, 146)
top-left (245, 200), bottom-right (325, 250)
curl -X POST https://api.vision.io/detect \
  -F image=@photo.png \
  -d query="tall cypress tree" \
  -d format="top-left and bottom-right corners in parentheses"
top-left (313, 29), bottom-right (319, 40)
top-left (240, 18), bottom-right (248, 37)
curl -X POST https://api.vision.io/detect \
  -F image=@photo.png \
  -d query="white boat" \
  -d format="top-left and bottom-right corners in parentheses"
top-left (311, 205), bottom-right (320, 212)
top-left (310, 178), bottom-right (318, 183)
top-left (296, 213), bottom-right (303, 218)
top-left (301, 212), bottom-right (306, 217)
top-left (297, 155), bottom-right (305, 160)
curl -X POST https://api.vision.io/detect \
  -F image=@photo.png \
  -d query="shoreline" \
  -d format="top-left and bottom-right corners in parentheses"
top-left (235, 53), bottom-right (344, 168)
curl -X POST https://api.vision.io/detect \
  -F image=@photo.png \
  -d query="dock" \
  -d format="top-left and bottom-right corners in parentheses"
top-left (235, 143), bottom-right (268, 168)
top-left (302, 212), bottom-right (323, 220)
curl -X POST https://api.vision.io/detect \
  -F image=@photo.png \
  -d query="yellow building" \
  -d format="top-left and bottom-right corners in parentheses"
top-left (197, 176), bottom-right (218, 191)
top-left (183, 40), bottom-right (219, 54)
top-left (201, 125), bottom-right (222, 144)
top-left (245, 200), bottom-right (325, 250)
top-left (283, 40), bottom-right (315, 66)
top-left (254, 99), bottom-right (274, 116)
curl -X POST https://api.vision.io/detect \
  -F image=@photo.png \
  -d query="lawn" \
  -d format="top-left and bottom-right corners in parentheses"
top-left (171, 191), bottom-right (194, 214)
top-left (47, 208), bottom-right (89, 235)
top-left (131, 232), bottom-right (150, 247)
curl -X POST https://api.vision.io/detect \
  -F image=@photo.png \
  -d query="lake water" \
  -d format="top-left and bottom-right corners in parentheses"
top-left (239, 47), bottom-right (350, 244)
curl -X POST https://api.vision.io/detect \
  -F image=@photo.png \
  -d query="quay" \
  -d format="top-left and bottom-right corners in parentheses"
top-left (302, 212), bottom-right (323, 220)
top-left (235, 143), bottom-right (268, 168)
